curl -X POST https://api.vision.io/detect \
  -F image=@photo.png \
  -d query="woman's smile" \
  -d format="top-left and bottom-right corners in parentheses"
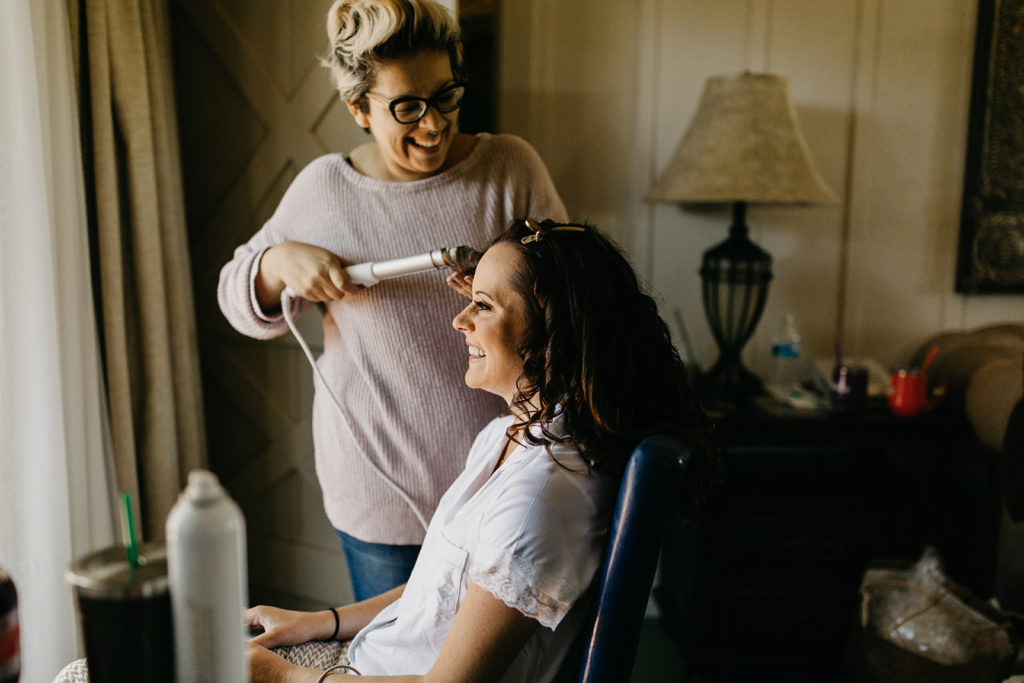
top-left (408, 135), bottom-right (442, 150)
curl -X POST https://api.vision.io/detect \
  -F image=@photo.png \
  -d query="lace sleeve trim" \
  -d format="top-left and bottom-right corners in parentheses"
top-left (469, 551), bottom-right (572, 631)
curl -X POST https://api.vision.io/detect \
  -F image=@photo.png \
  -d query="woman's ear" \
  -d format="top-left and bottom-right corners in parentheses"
top-left (345, 99), bottom-right (371, 131)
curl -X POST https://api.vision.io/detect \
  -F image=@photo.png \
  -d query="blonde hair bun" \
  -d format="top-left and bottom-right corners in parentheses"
top-left (323, 0), bottom-right (463, 103)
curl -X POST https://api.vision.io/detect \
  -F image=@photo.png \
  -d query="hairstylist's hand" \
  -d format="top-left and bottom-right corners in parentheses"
top-left (256, 241), bottom-right (360, 309)
top-left (447, 271), bottom-right (474, 299)
top-left (244, 605), bottom-right (333, 649)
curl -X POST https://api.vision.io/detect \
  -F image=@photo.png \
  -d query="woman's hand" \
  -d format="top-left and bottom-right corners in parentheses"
top-left (244, 605), bottom-right (333, 649)
top-left (256, 241), bottom-right (360, 310)
top-left (446, 271), bottom-right (474, 300)
top-left (247, 641), bottom-right (303, 683)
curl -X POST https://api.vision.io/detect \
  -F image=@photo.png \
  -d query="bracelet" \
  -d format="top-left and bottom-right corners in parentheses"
top-left (327, 607), bottom-right (340, 641)
top-left (315, 664), bottom-right (362, 681)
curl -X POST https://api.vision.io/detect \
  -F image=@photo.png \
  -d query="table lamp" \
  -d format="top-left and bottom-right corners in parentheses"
top-left (648, 72), bottom-right (837, 405)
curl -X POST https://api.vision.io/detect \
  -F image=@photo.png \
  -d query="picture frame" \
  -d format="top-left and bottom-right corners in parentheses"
top-left (956, 0), bottom-right (1024, 293)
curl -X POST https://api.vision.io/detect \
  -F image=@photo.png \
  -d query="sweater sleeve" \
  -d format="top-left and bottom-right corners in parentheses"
top-left (216, 161), bottom-right (329, 339)
top-left (216, 241), bottom-right (305, 339)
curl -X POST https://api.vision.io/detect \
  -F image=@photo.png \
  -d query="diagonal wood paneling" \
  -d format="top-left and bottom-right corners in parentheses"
top-left (171, 0), bottom-right (361, 610)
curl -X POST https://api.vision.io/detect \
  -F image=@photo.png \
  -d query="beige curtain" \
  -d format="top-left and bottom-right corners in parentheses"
top-left (69, 0), bottom-right (206, 540)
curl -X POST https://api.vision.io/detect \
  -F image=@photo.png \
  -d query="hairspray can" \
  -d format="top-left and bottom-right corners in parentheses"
top-left (0, 566), bottom-right (18, 682)
top-left (166, 470), bottom-right (248, 682)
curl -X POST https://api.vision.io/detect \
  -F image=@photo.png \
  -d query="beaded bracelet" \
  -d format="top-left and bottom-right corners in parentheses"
top-left (315, 663), bottom-right (362, 681)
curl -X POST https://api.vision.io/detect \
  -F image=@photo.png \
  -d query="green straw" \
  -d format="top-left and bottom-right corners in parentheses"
top-left (119, 492), bottom-right (140, 575)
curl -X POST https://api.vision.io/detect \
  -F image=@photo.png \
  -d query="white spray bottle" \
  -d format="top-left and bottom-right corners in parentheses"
top-left (166, 470), bottom-right (248, 682)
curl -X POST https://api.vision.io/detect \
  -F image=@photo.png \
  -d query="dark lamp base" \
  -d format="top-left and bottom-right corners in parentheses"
top-left (696, 201), bottom-right (772, 410)
top-left (697, 358), bottom-right (764, 407)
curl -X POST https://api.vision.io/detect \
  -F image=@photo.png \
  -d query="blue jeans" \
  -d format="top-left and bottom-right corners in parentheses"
top-left (336, 530), bottom-right (421, 602)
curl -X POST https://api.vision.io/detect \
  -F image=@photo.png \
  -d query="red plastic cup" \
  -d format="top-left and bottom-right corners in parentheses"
top-left (889, 370), bottom-right (928, 417)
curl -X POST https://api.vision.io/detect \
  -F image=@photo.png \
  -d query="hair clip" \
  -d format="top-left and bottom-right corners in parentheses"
top-left (520, 219), bottom-right (587, 245)
top-left (521, 218), bottom-right (543, 244)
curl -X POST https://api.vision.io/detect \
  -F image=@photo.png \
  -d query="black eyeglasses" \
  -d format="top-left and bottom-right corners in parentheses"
top-left (364, 82), bottom-right (467, 124)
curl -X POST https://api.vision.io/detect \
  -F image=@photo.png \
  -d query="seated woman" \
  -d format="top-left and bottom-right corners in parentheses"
top-left (246, 218), bottom-right (715, 682)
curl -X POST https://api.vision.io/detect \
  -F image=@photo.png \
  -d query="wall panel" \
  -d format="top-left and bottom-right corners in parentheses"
top-left (646, 0), bottom-right (752, 370)
top-left (746, 0), bottom-right (857, 372)
top-left (500, 0), bottom-right (1024, 378)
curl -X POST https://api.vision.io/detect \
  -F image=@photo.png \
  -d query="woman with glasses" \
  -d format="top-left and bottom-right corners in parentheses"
top-left (217, 0), bottom-right (566, 600)
top-left (243, 220), bottom-right (715, 682)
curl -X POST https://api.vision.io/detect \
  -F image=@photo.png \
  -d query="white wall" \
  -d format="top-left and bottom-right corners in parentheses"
top-left (499, 0), bottom-right (1024, 376)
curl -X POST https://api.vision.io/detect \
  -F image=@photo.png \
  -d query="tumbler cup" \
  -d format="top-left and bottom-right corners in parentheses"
top-left (66, 541), bottom-right (174, 683)
top-left (830, 364), bottom-right (869, 411)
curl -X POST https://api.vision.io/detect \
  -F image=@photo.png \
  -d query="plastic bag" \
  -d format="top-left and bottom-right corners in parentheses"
top-left (857, 547), bottom-right (1014, 679)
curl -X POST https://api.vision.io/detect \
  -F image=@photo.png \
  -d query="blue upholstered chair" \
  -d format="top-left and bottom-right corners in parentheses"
top-left (561, 434), bottom-right (692, 683)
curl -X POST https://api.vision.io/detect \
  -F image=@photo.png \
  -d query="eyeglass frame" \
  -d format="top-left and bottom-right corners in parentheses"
top-left (363, 81), bottom-right (468, 124)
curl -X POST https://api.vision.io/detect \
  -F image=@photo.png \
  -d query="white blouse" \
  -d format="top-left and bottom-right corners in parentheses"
top-left (347, 413), bottom-right (615, 681)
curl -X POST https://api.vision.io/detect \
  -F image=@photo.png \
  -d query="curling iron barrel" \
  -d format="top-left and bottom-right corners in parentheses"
top-left (345, 247), bottom-right (465, 287)
top-left (282, 245), bottom-right (468, 299)
top-left (281, 246), bottom-right (471, 300)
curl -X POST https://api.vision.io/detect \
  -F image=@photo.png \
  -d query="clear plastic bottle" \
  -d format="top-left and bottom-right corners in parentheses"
top-left (770, 313), bottom-right (803, 390)
top-left (166, 470), bottom-right (248, 683)
top-left (0, 565), bottom-right (18, 682)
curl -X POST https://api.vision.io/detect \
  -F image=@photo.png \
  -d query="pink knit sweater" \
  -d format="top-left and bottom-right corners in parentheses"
top-left (217, 133), bottom-right (567, 543)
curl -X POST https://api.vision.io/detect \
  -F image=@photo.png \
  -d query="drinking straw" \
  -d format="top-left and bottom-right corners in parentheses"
top-left (920, 344), bottom-right (940, 375)
top-left (120, 492), bottom-right (140, 575)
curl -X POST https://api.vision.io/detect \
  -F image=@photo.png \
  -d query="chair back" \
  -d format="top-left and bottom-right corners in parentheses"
top-left (566, 434), bottom-right (691, 683)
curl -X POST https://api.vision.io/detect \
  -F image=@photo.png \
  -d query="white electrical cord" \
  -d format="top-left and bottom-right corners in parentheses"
top-left (280, 286), bottom-right (430, 531)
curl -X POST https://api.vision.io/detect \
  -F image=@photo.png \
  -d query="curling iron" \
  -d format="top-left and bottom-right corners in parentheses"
top-left (344, 247), bottom-right (465, 287)
top-left (281, 246), bottom-right (469, 299)
top-left (280, 246), bottom-right (472, 531)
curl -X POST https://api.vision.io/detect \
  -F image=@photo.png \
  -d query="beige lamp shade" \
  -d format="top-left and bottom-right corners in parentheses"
top-left (648, 73), bottom-right (838, 204)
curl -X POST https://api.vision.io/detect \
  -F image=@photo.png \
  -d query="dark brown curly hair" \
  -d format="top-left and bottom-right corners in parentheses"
top-left (458, 219), bottom-right (719, 520)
